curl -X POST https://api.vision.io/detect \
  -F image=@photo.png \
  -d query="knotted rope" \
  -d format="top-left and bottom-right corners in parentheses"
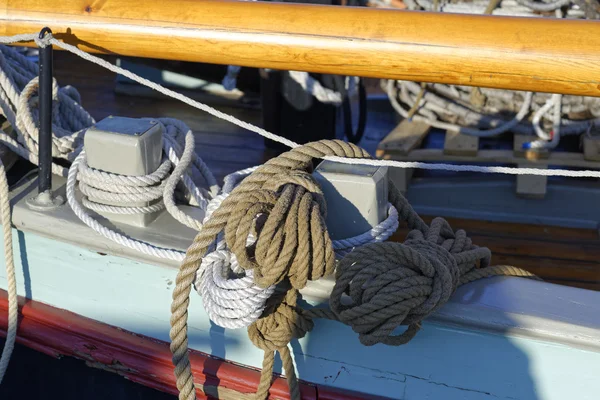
top-left (170, 139), bottom-right (535, 400)
top-left (195, 168), bottom-right (399, 330)
top-left (319, 218), bottom-right (536, 347)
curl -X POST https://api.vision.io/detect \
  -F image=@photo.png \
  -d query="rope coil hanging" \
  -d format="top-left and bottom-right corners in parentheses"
top-left (170, 139), bottom-right (536, 400)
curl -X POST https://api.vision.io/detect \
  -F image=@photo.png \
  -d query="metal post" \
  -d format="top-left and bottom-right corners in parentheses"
top-left (38, 27), bottom-right (53, 194)
top-left (27, 27), bottom-right (64, 211)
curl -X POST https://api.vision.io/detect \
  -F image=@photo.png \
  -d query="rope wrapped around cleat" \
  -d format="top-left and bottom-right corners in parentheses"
top-left (169, 139), bottom-right (536, 400)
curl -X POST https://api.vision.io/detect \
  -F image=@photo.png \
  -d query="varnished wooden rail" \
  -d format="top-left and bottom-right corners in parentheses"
top-left (2, 0), bottom-right (600, 97)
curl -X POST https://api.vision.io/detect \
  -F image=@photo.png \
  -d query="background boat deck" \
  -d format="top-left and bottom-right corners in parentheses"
top-left (51, 51), bottom-right (600, 292)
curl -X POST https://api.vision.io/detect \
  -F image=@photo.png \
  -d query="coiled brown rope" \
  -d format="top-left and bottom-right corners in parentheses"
top-left (169, 139), bottom-right (535, 400)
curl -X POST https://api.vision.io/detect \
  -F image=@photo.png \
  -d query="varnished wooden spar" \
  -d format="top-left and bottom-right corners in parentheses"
top-left (2, 0), bottom-right (600, 97)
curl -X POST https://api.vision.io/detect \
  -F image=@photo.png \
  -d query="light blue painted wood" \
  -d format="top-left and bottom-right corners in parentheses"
top-left (405, 176), bottom-right (600, 230)
top-left (1, 229), bottom-right (600, 399)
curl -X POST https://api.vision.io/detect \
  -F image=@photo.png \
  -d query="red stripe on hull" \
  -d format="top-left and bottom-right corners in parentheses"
top-left (0, 290), bottom-right (377, 399)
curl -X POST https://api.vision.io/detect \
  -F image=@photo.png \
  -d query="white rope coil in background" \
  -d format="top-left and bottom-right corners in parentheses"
top-left (405, 0), bottom-right (594, 17)
top-left (223, 66), bottom-right (359, 105)
top-left (387, 1), bottom-right (600, 150)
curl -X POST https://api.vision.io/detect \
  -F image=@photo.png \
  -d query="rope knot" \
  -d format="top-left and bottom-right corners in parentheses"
top-left (34, 31), bottom-right (53, 48)
top-left (247, 290), bottom-right (313, 352)
top-left (329, 217), bottom-right (490, 347)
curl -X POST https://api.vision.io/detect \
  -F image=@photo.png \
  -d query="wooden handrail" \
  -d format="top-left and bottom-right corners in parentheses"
top-left (2, 0), bottom-right (600, 97)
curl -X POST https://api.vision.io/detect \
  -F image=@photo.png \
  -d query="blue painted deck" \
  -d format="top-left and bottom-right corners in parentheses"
top-left (1, 229), bottom-right (599, 399)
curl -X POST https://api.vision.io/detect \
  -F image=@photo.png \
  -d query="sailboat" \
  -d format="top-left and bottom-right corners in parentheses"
top-left (0, 1), bottom-right (599, 399)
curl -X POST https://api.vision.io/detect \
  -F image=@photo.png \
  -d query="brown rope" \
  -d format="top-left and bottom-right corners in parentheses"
top-left (169, 139), bottom-right (535, 400)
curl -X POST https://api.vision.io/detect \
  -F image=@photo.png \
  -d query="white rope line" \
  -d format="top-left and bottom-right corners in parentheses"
top-left (0, 159), bottom-right (17, 384)
top-left (20, 34), bottom-right (597, 179)
top-left (222, 66), bottom-right (357, 105)
top-left (287, 71), bottom-right (358, 105)
top-left (42, 36), bottom-right (301, 151)
top-left (332, 203), bottom-right (399, 258)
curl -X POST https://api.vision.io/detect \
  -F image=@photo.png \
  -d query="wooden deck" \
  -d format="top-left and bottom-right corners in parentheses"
top-left (51, 51), bottom-right (600, 291)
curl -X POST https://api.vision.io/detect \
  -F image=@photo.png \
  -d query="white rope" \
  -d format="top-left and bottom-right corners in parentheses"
top-left (43, 36), bottom-right (300, 151)
top-left (406, 0), bottom-right (592, 18)
top-left (66, 151), bottom-right (187, 262)
top-left (25, 34), bottom-right (600, 179)
top-left (0, 39), bottom-right (94, 178)
top-left (387, 80), bottom-right (536, 137)
top-left (222, 67), bottom-right (357, 105)
top-left (388, 1), bottom-right (599, 150)
top-left (196, 238), bottom-right (275, 329)
top-left (196, 171), bottom-right (402, 329)
top-left (287, 71), bottom-right (358, 105)
top-left (66, 118), bottom-right (220, 259)
top-left (195, 169), bottom-right (275, 329)
top-left (161, 126), bottom-right (207, 231)
top-left (332, 203), bottom-right (399, 258)
top-left (0, 159), bottom-right (16, 384)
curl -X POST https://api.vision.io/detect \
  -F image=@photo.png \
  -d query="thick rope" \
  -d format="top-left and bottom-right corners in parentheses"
top-left (195, 167), bottom-right (401, 330)
top-left (0, 159), bottom-right (16, 384)
top-left (316, 220), bottom-right (536, 347)
top-left (170, 139), bottom-right (535, 400)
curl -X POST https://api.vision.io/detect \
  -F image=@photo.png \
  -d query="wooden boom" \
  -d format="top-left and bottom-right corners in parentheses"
top-left (2, 0), bottom-right (600, 97)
